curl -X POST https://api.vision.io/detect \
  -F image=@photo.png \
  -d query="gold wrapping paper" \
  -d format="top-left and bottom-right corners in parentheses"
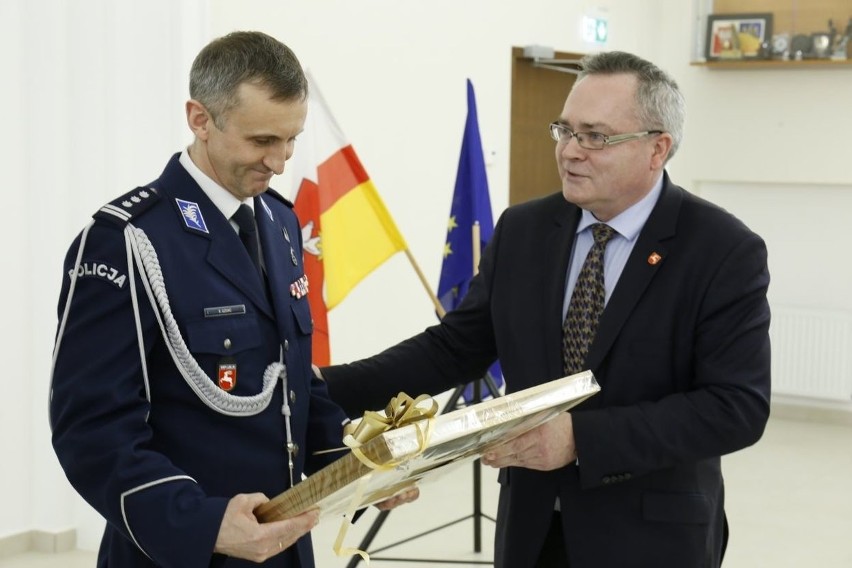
top-left (255, 371), bottom-right (600, 523)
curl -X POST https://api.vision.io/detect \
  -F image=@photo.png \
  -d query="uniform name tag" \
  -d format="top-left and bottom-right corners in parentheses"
top-left (204, 304), bottom-right (247, 318)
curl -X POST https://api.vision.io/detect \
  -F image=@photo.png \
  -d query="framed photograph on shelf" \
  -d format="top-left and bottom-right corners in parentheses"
top-left (706, 13), bottom-right (773, 60)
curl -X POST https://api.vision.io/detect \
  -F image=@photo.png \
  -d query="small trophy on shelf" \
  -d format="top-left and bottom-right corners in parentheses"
top-left (830, 17), bottom-right (851, 60)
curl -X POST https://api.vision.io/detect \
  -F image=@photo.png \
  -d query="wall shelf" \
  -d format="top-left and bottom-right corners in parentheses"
top-left (691, 58), bottom-right (852, 69)
top-left (693, 0), bottom-right (851, 70)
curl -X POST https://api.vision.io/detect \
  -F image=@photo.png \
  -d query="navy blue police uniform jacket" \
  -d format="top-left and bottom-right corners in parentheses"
top-left (50, 153), bottom-right (348, 567)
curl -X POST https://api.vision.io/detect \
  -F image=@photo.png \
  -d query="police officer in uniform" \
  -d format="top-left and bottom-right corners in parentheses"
top-left (50, 31), bottom-right (393, 567)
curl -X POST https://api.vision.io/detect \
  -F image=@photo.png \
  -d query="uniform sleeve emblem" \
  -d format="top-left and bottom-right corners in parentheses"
top-left (68, 261), bottom-right (128, 289)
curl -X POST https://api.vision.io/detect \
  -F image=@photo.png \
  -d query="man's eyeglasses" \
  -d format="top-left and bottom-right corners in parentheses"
top-left (549, 122), bottom-right (663, 150)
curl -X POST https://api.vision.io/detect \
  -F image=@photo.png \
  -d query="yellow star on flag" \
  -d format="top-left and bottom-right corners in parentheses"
top-left (447, 215), bottom-right (458, 233)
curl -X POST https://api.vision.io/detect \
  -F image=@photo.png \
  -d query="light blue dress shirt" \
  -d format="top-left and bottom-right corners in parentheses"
top-left (561, 175), bottom-right (665, 321)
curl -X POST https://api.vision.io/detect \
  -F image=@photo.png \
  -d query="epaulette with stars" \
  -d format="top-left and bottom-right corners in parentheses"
top-left (264, 188), bottom-right (295, 209)
top-left (93, 187), bottom-right (161, 227)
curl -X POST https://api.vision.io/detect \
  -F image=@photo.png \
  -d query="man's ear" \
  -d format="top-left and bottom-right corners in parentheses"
top-left (186, 99), bottom-right (212, 141)
top-left (650, 132), bottom-right (674, 170)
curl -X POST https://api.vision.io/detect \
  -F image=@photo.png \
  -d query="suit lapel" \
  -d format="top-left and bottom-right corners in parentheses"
top-left (206, 229), bottom-right (274, 318)
top-left (586, 177), bottom-right (683, 371)
top-left (254, 194), bottom-right (295, 323)
top-left (543, 200), bottom-right (582, 380)
top-left (158, 155), bottom-right (274, 317)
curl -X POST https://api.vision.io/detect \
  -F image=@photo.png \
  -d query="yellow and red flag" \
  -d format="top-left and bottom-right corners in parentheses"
top-left (291, 72), bottom-right (408, 365)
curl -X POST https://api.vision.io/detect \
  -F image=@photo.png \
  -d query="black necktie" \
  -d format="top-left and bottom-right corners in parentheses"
top-left (562, 223), bottom-right (616, 375)
top-left (232, 204), bottom-right (262, 277)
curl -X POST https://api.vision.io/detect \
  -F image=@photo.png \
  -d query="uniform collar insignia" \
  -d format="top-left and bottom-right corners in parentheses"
top-left (176, 198), bottom-right (209, 233)
top-left (259, 196), bottom-right (274, 221)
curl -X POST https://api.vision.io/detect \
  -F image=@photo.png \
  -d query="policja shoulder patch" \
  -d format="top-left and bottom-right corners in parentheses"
top-left (94, 187), bottom-right (160, 227)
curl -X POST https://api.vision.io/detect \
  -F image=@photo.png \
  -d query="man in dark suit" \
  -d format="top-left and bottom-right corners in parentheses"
top-left (321, 51), bottom-right (770, 567)
top-left (49, 31), bottom-right (415, 568)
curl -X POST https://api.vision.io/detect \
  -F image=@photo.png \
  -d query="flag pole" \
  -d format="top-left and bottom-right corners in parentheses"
top-left (470, 220), bottom-right (485, 552)
top-left (403, 220), bottom-right (478, 322)
top-left (403, 249), bottom-right (447, 318)
top-left (472, 222), bottom-right (481, 275)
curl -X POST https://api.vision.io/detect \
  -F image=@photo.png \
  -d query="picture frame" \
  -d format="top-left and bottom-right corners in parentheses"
top-left (256, 372), bottom-right (600, 523)
top-left (705, 13), bottom-right (773, 60)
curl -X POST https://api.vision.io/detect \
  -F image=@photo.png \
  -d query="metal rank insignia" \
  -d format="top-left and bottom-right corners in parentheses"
top-left (289, 274), bottom-right (309, 299)
top-left (218, 357), bottom-right (237, 391)
top-left (282, 227), bottom-right (298, 266)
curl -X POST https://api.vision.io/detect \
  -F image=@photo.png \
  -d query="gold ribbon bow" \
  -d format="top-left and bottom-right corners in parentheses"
top-left (342, 392), bottom-right (438, 469)
top-left (333, 393), bottom-right (439, 564)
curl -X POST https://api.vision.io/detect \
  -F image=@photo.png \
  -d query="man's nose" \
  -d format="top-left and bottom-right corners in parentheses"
top-left (263, 149), bottom-right (287, 175)
top-left (558, 135), bottom-right (584, 158)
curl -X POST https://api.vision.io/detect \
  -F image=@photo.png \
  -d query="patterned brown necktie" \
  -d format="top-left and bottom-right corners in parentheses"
top-left (563, 223), bottom-right (616, 375)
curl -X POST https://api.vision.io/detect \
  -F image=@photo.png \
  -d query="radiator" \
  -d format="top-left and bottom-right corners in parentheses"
top-left (770, 306), bottom-right (852, 401)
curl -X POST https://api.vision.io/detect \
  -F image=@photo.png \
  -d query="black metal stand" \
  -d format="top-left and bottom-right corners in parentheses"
top-left (344, 373), bottom-right (502, 567)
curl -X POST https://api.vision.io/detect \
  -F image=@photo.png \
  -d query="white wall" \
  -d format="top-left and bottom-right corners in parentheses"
top-left (0, 0), bottom-right (208, 547)
top-left (212, 0), bottom-right (852, 379)
top-left (673, 19), bottom-right (852, 283)
top-left (3, 0), bottom-right (850, 551)
top-left (0, 0), bottom-right (32, 547)
top-left (210, 0), bottom-right (664, 364)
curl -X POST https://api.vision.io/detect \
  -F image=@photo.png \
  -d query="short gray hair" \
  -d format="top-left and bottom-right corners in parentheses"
top-left (577, 51), bottom-right (685, 160)
top-left (189, 31), bottom-right (307, 128)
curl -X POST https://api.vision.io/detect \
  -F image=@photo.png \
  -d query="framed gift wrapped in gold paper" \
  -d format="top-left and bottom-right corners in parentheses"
top-left (255, 371), bottom-right (600, 523)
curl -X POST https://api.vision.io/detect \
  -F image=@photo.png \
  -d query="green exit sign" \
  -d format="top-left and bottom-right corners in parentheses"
top-left (583, 16), bottom-right (609, 44)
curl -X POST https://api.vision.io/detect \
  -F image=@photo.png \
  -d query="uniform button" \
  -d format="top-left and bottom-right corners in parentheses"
top-left (287, 442), bottom-right (300, 457)
top-left (602, 476), bottom-right (611, 485)
top-left (290, 390), bottom-right (296, 403)
top-left (223, 338), bottom-right (232, 349)
top-left (283, 339), bottom-right (289, 351)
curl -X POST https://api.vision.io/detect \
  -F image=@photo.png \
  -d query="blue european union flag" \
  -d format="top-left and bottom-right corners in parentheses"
top-left (437, 79), bottom-right (503, 402)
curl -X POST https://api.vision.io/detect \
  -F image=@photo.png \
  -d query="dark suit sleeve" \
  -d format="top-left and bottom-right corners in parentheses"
top-left (572, 230), bottom-right (771, 489)
top-left (322, 315), bottom-right (495, 418)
